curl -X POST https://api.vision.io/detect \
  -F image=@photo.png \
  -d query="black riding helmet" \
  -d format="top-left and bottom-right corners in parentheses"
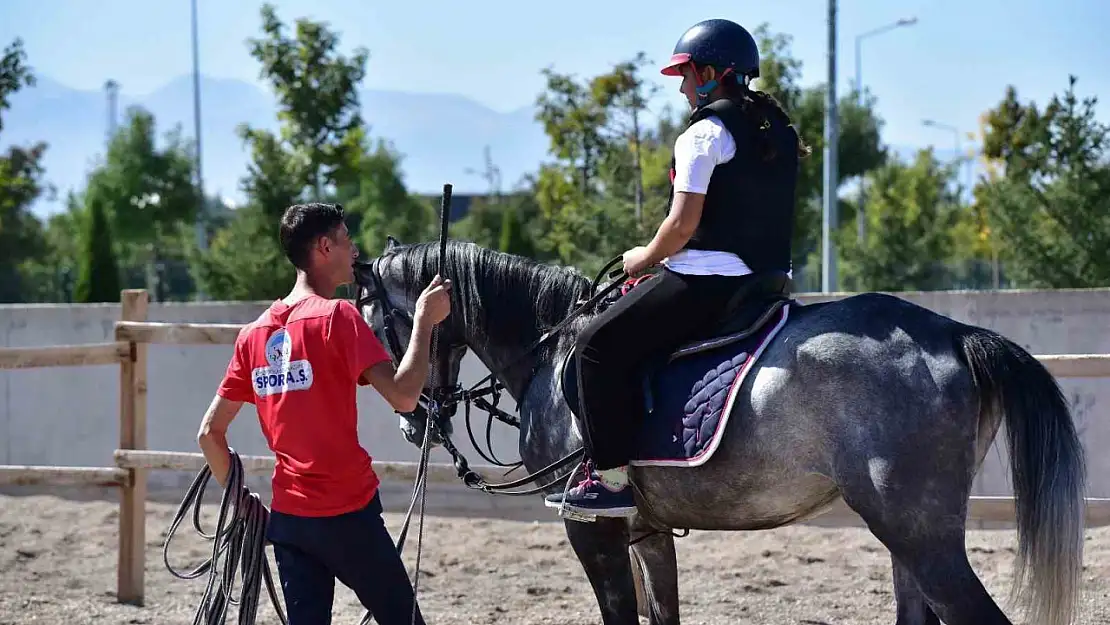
top-left (660, 19), bottom-right (761, 100)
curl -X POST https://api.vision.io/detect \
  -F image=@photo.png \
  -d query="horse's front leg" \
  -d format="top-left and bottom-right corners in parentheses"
top-left (629, 516), bottom-right (680, 625)
top-left (564, 517), bottom-right (640, 625)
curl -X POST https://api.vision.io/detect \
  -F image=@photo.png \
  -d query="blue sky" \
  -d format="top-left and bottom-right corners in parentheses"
top-left (2, 0), bottom-right (1107, 161)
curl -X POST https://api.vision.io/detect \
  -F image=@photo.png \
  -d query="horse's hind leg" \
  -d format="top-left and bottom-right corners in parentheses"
top-left (564, 518), bottom-right (640, 625)
top-left (891, 555), bottom-right (940, 625)
top-left (878, 533), bottom-right (1011, 625)
top-left (840, 465), bottom-right (1011, 624)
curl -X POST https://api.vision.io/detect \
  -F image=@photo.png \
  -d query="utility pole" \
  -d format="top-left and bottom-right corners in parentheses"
top-left (190, 0), bottom-right (207, 300)
top-left (853, 17), bottom-right (918, 242)
top-left (924, 118), bottom-right (994, 286)
top-left (821, 0), bottom-right (839, 293)
top-left (104, 79), bottom-right (119, 142)
top-left (922, 119), bottom-right (969, 196)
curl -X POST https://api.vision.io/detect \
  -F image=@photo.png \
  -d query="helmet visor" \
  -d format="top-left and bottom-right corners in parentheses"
top-left (660, 53), bottom-right (691, 76)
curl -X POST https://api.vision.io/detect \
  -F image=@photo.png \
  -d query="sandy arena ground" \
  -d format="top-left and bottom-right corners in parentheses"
top-left (1, 489), bottom-right (1109, 625)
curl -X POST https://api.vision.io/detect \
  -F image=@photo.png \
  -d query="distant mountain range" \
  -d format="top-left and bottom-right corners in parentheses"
top-left (3, 74), bottom-right (555, 217)
top-left (4, 74), bottom-right (965, 218)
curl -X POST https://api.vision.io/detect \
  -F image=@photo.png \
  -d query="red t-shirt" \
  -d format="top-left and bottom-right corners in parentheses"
top-left (216, 295), bottom-right (392, 517)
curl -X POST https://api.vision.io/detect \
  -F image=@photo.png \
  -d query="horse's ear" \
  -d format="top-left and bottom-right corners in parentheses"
top-left (385, 235), bottom-right (401, 251)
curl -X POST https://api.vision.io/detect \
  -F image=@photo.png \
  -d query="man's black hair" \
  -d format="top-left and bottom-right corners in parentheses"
top-left (279, 202), bottom-right (347, 269)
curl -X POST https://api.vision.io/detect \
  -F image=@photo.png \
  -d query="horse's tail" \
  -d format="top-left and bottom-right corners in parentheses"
top-left (956, 327), bottom-right (1086, 625)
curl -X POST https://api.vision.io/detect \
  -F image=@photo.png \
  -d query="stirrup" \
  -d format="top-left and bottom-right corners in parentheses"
top-left (554, 460), bottom-right (598, 523)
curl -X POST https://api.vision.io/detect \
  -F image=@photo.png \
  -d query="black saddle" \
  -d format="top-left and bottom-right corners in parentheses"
top-left (686, 269), bottom-right (792, 343)
top-left (559, 269), bottom-right (795, 418)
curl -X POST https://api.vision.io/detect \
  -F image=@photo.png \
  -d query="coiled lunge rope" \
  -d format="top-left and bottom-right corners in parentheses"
top-left (165, 441), bottom-right (435, 625)
top-left (163, 448), bottom-right (288, 625)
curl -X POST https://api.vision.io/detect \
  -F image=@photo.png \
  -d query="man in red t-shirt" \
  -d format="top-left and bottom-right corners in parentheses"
top-left (196, 202), bottom-right (450, 625)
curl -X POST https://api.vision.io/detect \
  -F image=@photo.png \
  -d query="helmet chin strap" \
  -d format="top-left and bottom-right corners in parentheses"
top-left (691, 64), bottom-right (735, 104)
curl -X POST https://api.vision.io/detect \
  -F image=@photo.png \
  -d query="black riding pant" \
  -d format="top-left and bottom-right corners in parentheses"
top-left (266, 492), bottom-right (424, 625)
top-left (574, 268), bottom-right (754, 470)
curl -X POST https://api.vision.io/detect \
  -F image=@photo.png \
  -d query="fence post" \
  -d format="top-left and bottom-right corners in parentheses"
top-left (117, 289), bottom-right (149, 605)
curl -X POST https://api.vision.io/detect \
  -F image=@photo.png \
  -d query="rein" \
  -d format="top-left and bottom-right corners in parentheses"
top-left (356, 253), bottom-right (631, 497)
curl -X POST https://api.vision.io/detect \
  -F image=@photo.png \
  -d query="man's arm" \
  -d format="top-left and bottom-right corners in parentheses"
top-left (198, 331), bottom-right (253, 488)
top-left (361, 318), bottom-right (434, 413)
top-left (333, 275), bottom-right (452, 414)
top-left (196, 394), bottom-right (243, 487)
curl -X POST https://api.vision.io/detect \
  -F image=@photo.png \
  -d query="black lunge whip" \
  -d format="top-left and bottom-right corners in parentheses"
top-left (409, 182), bottom-right (452, 625)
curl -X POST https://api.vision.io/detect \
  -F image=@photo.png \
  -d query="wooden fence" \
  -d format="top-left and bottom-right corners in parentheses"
top-left (1, 287), bottom-right (1110, 606)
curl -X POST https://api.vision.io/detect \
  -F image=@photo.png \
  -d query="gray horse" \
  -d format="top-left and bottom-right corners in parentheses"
top-left (355, 237), bottom-right (1086, 625)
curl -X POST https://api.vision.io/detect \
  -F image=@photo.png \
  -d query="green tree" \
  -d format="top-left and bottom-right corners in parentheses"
top-left (748, 24), bottom-right (886, 279)
top-left (591, 52), bottom-right (661, 229)
top-left (535, 67), bottom-right (609, 197)
top-left (0, 38), bottom-right (50, 303)
top-left (976, 75), bottom-right (1110, 288)
top-left (530, 54), bottom-right (662, 273)
top-left (20, 193), bottom-right (85, 302)
top-left (236, 125), bottom-right (304, 225)
top-left (497, 200), bottom-right (538, 257)
top-left (838, 149), bottom-right (965, 291)
top-left (531, 67), bottom-right (608, 270)
top-left (73, 193), bottom-right (120, 302)
top-left (193, 4), bottom-right (424, 300)
top-left (636, 108), bottom-right (686, 234)
top-left (452, 195), bottom-right (506, 250)
top-left (450, 147), bottom-right (527, 252)
top-left (193, 203), bottom-right (289, 300)
top-left (0, 39), bottom-right (34, 121)
top-left (245, 3), bottom-right (368, 199)
top-left (78, 106), bottom-right (199, 299)
top-left (531, 162), bottom-right (597, 266)
top-left (451, 188), bottom-right (541, 259)
top-left (336, 131), bottom-right (434, 250)
top-left (192, 3), bottom-right (369, 300)
top-left (84, 107), bottom-right (198, 248)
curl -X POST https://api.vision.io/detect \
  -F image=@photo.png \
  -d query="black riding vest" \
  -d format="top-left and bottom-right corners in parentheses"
top-left (669, 97), bottom-right (799, 274)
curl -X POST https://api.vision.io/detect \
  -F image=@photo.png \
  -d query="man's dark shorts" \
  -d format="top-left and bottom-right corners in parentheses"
top-left (266, 492), bottom-right (424, 625)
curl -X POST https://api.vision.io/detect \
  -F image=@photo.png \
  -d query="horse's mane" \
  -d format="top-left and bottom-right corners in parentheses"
top-left (386, 240), bottom-right (593, 349)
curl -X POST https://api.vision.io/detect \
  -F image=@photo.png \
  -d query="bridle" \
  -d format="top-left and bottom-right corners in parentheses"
top-left (353, 253), bottom-right (633, 497)
top-left (355, 254), bottom-right (459, 426)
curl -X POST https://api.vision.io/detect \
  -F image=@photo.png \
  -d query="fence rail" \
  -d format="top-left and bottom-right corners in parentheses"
top-left (113, 449), bottom-right (511, 486)
top-left (2, 288), bottom-right (1110, 606)
top-left (114, 320), bottom-right (242, 345)
top-left (0, 341), bottom-right (130, 369)
top-left (0, 465), bottom-right (130, 487)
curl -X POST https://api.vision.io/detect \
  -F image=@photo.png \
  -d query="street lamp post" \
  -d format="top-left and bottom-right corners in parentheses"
top-left (821, 0), bottom-right (839, 294)
top-left (104, 80), bottom-right (120, 142)
top-left (923, 119), bottom-right (997, 287)
top-left (922, 119), bottom-right (966, 190)
top-left (191, 0), bottom-right (207, 300)
top-left (855, 18), bottom-right (918, 107)
top-left (854, 16), bottom-right (917, 243)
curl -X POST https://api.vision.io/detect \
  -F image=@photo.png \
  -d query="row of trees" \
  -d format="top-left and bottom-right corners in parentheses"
top-left (2, 8), bottom-right (1107, 304)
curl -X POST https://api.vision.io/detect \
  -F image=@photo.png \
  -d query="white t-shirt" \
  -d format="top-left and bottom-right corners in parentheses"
top-left (662, 116), bottom-right (753, 277)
